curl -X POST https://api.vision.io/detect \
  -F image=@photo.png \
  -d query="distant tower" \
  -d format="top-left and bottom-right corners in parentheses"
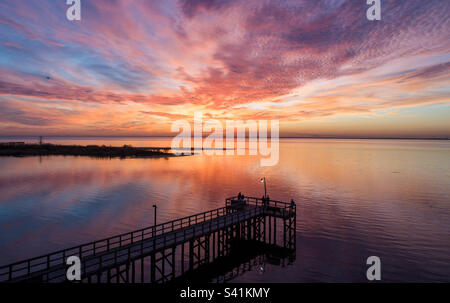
top-left (39, 136), bottom-right (43, 145)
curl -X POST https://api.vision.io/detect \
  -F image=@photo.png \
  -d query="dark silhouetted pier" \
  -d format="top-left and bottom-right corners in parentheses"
top-left (0, 196), bottom-right (296, 283)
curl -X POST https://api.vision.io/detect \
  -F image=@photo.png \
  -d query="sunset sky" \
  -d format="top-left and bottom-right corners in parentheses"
top-left (0, 0), bottom-right (449, 138)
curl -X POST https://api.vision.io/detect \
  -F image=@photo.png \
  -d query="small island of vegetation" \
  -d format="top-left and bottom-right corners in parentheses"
top-left (0, 142), bottom-right (175, 158)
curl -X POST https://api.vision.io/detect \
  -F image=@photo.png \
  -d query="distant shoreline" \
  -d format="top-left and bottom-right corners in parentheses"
top-left (0, 143), bottom-right (178, 158)
top-left (0, 136), bottom-right (448, 141)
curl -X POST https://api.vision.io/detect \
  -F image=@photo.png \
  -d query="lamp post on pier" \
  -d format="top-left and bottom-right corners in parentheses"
top-left (153, 204), bottom-right (157, 236)
top-left (260, 177), bottom-right (267, 198)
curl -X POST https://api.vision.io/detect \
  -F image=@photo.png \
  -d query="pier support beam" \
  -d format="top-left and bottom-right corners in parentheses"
top-left (283, 214), bottom-right (296, 250)
top-left (4, 196), bottom-right (297, 284)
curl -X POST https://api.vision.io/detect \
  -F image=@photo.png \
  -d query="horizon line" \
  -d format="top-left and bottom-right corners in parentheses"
top-left (0, 135), bottom-right (448, 140)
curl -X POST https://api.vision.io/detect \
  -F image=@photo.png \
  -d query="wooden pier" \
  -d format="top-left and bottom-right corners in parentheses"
top-left (0, 196), bottom-right (296, 283)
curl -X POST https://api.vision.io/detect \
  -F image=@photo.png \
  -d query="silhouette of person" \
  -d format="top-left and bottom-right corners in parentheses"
top-left (290, 199), bottom-right (295, 212)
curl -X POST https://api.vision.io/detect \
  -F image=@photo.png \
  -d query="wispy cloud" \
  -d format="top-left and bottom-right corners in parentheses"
top-left (0, 0), bottom-right (448, 136)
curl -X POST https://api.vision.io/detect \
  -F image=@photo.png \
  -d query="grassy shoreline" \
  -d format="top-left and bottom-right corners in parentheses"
top-left (0, 143), bottom-right (176, 158)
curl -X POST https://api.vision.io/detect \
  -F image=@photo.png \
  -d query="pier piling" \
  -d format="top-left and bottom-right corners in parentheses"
top-left (0, 196), bottom-right (296, 283)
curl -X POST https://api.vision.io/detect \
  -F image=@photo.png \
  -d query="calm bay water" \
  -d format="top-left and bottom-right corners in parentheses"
top-left (0, 137), bottom-right (449, 282)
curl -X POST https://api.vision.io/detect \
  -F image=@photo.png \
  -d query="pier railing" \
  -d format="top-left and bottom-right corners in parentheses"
top-left (0, 205), bottom-right (238, 282)
top-left (0, 196), bottom-right (295, 282)
top-left (226, 196), bottom-right (295, 218)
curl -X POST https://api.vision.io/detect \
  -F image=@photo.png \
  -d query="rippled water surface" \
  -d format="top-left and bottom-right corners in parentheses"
top-left (0, 137), bottom-right (449, 282)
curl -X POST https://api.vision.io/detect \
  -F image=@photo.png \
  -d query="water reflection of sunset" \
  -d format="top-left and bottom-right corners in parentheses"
top-left (1, 138), bottom-right (449, 281)
top-left (0, 1), bottom-right (448, 138)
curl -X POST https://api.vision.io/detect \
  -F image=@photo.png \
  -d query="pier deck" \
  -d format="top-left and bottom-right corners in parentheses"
top-left (0, 196), bottom-right (296, 283)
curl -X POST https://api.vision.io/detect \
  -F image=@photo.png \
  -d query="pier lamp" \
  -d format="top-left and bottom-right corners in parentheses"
top-left (153, 204), bottom-right (157, 232)
top-left (152, 204), bottom-right (158, 237)
top-left (260, 177), bottom-right (267, 198)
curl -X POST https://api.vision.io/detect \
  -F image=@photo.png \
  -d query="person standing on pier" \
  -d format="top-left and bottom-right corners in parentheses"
top-left (240, 193), bottom-right (246, 205)
top-left (262, 196), bottom-right (267, 209)
top-left (290, 199), bottom-right (296, 214)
